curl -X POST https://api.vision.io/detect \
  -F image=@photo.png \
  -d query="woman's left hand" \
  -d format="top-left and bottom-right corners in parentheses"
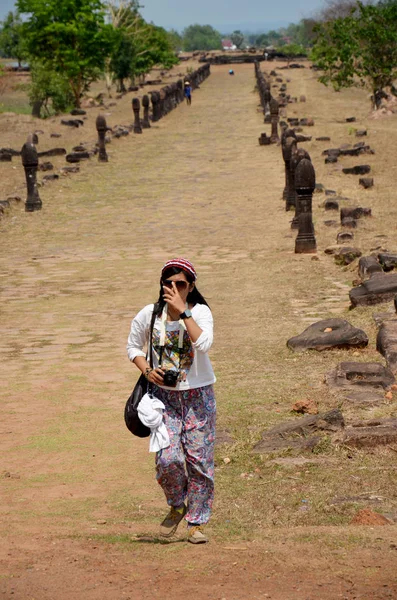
top-left (162, 282), bottom-right (185, 315)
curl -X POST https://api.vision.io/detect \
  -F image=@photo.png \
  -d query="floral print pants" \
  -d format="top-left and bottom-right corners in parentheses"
top-left (153, 384), bottom-right (216, 525)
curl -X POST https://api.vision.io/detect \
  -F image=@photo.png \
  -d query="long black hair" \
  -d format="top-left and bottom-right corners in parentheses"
top-left (155, 266), bottom-right (210, 316)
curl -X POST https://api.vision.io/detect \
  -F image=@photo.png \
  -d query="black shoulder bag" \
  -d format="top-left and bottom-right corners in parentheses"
top-left (124, 304), bottom-right (158, 438)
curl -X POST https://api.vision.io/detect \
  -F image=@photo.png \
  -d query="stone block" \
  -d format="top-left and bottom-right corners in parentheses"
top-left (378, 253), bottom-right (397, 272)
top-left (350, 273), bottom-right (397, 307)
top-left (359, 177), bottom-right (374, 189)
top-left (327, 361), bottom-right (395, 391)
top-left (358, 256), bottom-right (383, 280)
top-left (334, 247), bottom-right (362, 265)
top-left (337, 231), bottom-right (354, 244)
top-left (376, 320), bottom-right (397, 373)
top-left (287, 318), bottom-right (368, 352)
top-left (343, 165), bottom-right (371, 175)
top-left (253, 409), bottom-right (344, 453)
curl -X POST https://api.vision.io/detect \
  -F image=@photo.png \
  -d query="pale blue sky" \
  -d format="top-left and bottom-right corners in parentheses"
top-left (0, 0), bottom-right (326, 31)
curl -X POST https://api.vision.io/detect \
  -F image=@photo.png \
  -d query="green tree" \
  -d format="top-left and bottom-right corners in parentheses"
top-left (230, 30), bottom-right (245, 49)
top-left (279, 43), bottom-right (307, 65)
top-left (311, 0), bottom-right (397, 105)
top-left (17, 0), bottom-right (115, 107)
top-left (106, 1), bottom-right (178, 92)
top-left (27, 60), bottom-right (74, 117)
top-left (182, 24), bottom-right (222, 51)
top-left (167, 28), bottom-right (183, 52)
top-left (0, 11), bottom-right (26, 67)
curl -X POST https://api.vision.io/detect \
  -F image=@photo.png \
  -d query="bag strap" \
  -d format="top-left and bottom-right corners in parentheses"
top-left (148, 303), bottom-right (158, 369)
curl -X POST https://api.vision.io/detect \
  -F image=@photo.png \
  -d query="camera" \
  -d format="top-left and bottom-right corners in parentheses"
top-left (163, 369), bottom-right (180, 388)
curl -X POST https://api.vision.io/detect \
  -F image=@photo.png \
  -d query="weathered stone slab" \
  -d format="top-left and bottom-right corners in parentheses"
top-left (337, 231), bottom-right (354, 244)
top-left (376, 320), bottom-right (397, 373)
top-left (288, 319), bottom-right (368, 352)
top-left (61, 119), bottom-right (84, 127)
top-left (37, 148), bottom-right (66, 158)
top-left (60, 166), bottom-right (80, 174)
top-left (340, 207), bottom-right (371, 220)
top-left (38, 161), bottom-right (53, 172)
top-left (337, 419), bottom-right (397, 448)
top-left (358, 256), bottom-right (383, 280)
top-left (334, 247), bottom-right (362, 266)
top-left (341, 217), bottom-right (357, 228)
top-left (359, 177), bottom-right (374, 188)
top-left (343, 165), bottom-right (371, 175)
top-left (66, 151), bottom-right (91, 163)
top-left (253, 409), bottom-right (344, 453)
top-left (350, 273), bottom-right (397, 307)
top-left (378, 253), bottom-right (397, 272)
top-left (42, 173), bottom-right (59, 182)
top-left (327, 361), bottom-right (395, 391)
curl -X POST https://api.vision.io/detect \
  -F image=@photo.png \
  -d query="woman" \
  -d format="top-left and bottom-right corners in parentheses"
top-left (127, 258), bottom-right (216, 544)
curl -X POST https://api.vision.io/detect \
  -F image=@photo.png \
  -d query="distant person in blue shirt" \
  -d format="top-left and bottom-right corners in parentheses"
top-left (184, 81), bottom-right (192, 105)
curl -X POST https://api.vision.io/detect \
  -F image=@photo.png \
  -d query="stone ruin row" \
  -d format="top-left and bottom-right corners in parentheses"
top-left (252, 64), bottom-right (397, 456)
top-left (0, 63), bottom-right (211, 217)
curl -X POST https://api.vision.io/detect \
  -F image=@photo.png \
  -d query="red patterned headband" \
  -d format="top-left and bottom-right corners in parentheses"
top-left (162, 258), bottom-right (197, 281)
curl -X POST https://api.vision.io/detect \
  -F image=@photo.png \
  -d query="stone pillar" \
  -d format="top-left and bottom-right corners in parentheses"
top-left (142, 95), bottom-right (151, 128)
top-left (132, 98), bottom-right (142, 134)
top-left (264, 86), bottom-right (271, 122)
top-left (295, 158), bottom-right (317, 254)
top-left (96, 115), bottom-right (108, 162)
top-left (151, 91), bottom-right (160, 122)
top-left (177, 79), bottom-right (184, 103)
top-left (290, 149), bottom-right (311, 229)
top-left (281, 128), bottom-right (297, 201)
top-left (21, 136), bottom-right (42, 212)
top-left (282, 136), bottom-right (297, 211)
top-left (270, 97), bottom-right (280, 143)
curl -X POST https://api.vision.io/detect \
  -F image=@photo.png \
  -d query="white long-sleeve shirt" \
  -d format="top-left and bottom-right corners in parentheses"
top-left (127, 303), bottom-right (216, 391)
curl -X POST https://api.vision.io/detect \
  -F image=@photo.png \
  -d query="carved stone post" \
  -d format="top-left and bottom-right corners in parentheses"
top-left (281, 128), bottom-right (296, 201)
top-left (264, 86), bottom-right (271, 122)
top-left (142, 95), bottom-right (151, 128)
top-left (270, 97), bottom-right (280, 143)
top-left (96, 115), bottom-right (108, 162)
top-left (22, 136), bottom-right (42, 212)
top-left (159, 89), bottom-right (165, 118)
top-left (282, 136), bottom-right (297, 211)
top-left (132, 98), bottom-right (142, 134)
top-left (295, 158), bottom-right (317, 254)
top-left (177, 79), bottom-right (184, 103)
top-left (151, 92), bottom-right (160, 122)
top-left (290, 149), bottom-right (310, 229)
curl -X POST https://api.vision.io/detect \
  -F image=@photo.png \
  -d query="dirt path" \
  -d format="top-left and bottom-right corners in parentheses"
top-left (1, 63), bottom-right (397, 599)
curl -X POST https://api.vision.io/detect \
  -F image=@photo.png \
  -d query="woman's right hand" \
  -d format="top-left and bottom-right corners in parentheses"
top-left (147, 367), bottom-right (165, 386)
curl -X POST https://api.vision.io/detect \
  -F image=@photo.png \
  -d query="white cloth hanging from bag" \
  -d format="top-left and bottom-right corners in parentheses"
top-left (137, 393), bottom-right (170, 452)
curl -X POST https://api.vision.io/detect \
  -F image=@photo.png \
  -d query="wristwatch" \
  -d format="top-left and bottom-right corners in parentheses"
top-left (179, 309), bottom-right (192, 320)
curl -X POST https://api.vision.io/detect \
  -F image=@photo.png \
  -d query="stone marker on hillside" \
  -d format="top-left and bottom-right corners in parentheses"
top-left (295, 158), bottom-right (317, 254)
top-left (96, 115), bottom-right (108, 163)
top-left (142, 95), bottom-right (151, 128)
top-left (21, 136), bottom-right (42, 213)
top-left (132, 97), bottom-right (142, 134)
top-left (288, 318), bottom-right (368, 352)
